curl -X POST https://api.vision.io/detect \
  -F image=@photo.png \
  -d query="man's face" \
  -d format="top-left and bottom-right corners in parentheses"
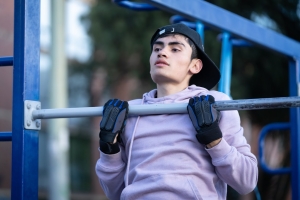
top-left (149, 34), bottom-right (199, 86)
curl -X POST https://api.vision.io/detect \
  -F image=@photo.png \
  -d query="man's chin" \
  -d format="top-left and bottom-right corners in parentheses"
top-left (151, 75), bottom-right (172, 84)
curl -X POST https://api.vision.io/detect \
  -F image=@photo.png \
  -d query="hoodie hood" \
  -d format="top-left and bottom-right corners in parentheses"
top-left (143, 85), bottom-right (209, 104)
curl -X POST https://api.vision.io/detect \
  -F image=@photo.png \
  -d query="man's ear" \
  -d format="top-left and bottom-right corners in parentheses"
top-left (190, 59), bottom-right (203, 74)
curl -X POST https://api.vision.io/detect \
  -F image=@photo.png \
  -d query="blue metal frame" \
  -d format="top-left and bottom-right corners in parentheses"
top-left (258, 123), bottom-right (291, 174)
top-left (217, 34), bottom-right (252, 96)
top-left (218, 32), bottom-right (233, 96)
top-left (0, 56), bottom-right (13, 66)
top-left (11, 0), bottom-right (40, 199)
top-left (195, 22), bottom-right (205, 44)
top-left (169, 15), bottom-right (205, 43)
top-left (0, 132), bottom-right (12, 141)
top-left (113, 0), bottom-right (157, 11)
top-left (289, 58), bottom-right (300, 199)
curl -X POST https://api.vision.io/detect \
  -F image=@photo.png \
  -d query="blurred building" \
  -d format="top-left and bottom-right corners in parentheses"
top-left (0, 1), bottom-right (13, 198)
top-left (0, 1), bottom-right (107, 199)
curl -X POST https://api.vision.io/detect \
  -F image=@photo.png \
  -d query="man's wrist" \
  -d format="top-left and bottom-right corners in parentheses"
top-left (99, 140), bottom-right (120, 154)
top-left (196, 121), bottom-right (222, 145)
top-left (112, 134), bottom-right (118, 144)
top-left (206, 138), bottom-right (222, 149)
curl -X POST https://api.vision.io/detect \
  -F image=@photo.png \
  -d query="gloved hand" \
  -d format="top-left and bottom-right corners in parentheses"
top-left (99, 99), bottom-right (129, 154)
top-left (187, 95), bottom-right (222, 145)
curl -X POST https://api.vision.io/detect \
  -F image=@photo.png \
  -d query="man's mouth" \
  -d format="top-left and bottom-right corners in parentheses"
top-left (155, 60), bottom-right (169, 66)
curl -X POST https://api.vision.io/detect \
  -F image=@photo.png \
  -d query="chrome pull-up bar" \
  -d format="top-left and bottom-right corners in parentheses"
top-left (28, 96), bottom-right (300, 118)
top-left (24, 96), bottom-right (300, 130)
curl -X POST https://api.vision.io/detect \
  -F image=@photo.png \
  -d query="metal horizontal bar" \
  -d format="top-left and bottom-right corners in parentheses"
top-left (170, 15), bottom-right (210, 31)
top-left (170, 15), bottom-right (251, 47)
top-left (0, 57), bottom-right (13, 67)
top-left (0, 132), bottom-right (12, 141)
top-left (259, 123), bottom-right (291, 174)
top-left (113, 0), bottom-right (157, 11)
top-left (144, 0), bottom-right (300, 58)
top-left (217, 34), bottom-right (252, 47)
top-left (32, 96), bottom-right (300, 119)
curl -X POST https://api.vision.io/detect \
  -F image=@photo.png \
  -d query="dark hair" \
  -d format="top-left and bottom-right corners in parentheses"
top-left (155, 33), bottom-right (199, 60)
top-left (186, 38), bottom-right (199, 60)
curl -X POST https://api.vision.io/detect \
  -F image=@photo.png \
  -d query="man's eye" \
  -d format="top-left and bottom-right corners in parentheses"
top-left (172, 48), bottom-right (179, 52)
top-left (154, 48), bottom-right (160, 52)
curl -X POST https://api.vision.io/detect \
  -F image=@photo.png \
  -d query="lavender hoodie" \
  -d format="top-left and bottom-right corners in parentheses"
top-left (95, 85), bottom-right (258, 200)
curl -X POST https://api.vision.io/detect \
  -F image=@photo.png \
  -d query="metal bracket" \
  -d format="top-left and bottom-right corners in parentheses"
top-left (24, 100), bottom-right (41, 130)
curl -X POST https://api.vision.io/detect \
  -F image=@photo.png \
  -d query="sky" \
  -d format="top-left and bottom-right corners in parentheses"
top-left (39, 0), bottom-right (91, 111)
top-left (40, 0), bottom-right (91, 72)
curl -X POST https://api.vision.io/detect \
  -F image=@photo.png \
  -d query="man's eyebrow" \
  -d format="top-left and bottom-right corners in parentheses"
top-left (153, 41), bottom-right (164, 45)
top-left (153, 41), bottom-right (185, 47)
top-left (168, 41), bottom-right (185, 47)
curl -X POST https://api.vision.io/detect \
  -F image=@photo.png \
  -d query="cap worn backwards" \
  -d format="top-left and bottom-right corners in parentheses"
top-left (150, 23), bottom-right (221, 90)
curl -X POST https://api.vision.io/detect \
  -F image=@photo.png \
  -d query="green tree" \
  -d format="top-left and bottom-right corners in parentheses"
top-left (80, 0), bottom-right (171, 100)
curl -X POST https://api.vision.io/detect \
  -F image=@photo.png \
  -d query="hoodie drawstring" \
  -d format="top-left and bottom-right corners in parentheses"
top-left (125, 96), bottom-right (145, 186)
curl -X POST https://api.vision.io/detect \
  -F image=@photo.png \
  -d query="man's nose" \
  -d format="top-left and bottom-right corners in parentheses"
top-left (158, 48), bottom-right (167, 57)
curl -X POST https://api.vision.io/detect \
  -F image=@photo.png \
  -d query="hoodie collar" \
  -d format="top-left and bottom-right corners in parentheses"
top-left (143, 85), bottom-right (208, 104)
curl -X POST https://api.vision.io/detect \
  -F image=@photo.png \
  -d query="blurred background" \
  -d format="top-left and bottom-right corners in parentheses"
top-left (0, 0), bottom-right (300, 199)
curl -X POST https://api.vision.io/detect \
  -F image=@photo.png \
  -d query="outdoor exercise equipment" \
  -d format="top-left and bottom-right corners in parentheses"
top-left (0, 0), bottom-right (300, 199)
top-left (23, 96), bottom-right (300, 122)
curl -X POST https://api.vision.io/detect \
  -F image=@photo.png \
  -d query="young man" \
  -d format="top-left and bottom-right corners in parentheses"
top-left (96, 23), bottom-right (258, 200)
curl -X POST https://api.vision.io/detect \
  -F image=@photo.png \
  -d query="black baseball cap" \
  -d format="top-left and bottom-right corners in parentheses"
top-left (150, 23), bottom-right (220, 90)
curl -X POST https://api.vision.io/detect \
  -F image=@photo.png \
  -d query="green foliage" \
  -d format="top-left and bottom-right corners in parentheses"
top-left (81, 0), bottom-right (171, 88)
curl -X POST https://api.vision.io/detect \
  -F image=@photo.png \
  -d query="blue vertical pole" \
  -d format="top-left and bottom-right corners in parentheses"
top-left (11, 0), bottom-right (40, 199)
top-left (218, 32), bottom-right (232, 96)
top-left (195, 22), bottom-right (205, 44)
top-left (289, 58), bottom-right (300, 200)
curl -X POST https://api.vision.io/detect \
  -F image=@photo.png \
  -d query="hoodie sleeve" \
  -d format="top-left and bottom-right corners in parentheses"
top-left (95, 144), bottom-right (126, 200)
top-left (206, 93), bottom-right (258, 195)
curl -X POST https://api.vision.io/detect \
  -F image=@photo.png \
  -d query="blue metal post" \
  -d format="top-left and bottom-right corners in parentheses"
top-left (195, 22), bottom-right (205, 44)
top-left (11, 0), bottom-right (40, 199)
top-left (0, 132), bottom-right (12, 141)
top-left (113, 0), bottom-right (157, 11)
top-left (289, 58), bottom-right (300, 200)
top-left (0, 57), bottom-right (13, 66)
top-left (218, 32), bottom-right (232, 96)
top-left (169, 16), bottom-right (206, 44)
top-left (258, 123), bottom-right (291, 174)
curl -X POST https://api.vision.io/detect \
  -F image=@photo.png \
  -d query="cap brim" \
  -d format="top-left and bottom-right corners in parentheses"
top-left (189, 50), bottom-right (220, 90)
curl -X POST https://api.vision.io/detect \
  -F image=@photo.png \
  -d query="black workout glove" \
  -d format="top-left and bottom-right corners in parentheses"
top-left (187, 95), bottom-right (222, 145)
top-left (99, 99), bottom-right (129, 154)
